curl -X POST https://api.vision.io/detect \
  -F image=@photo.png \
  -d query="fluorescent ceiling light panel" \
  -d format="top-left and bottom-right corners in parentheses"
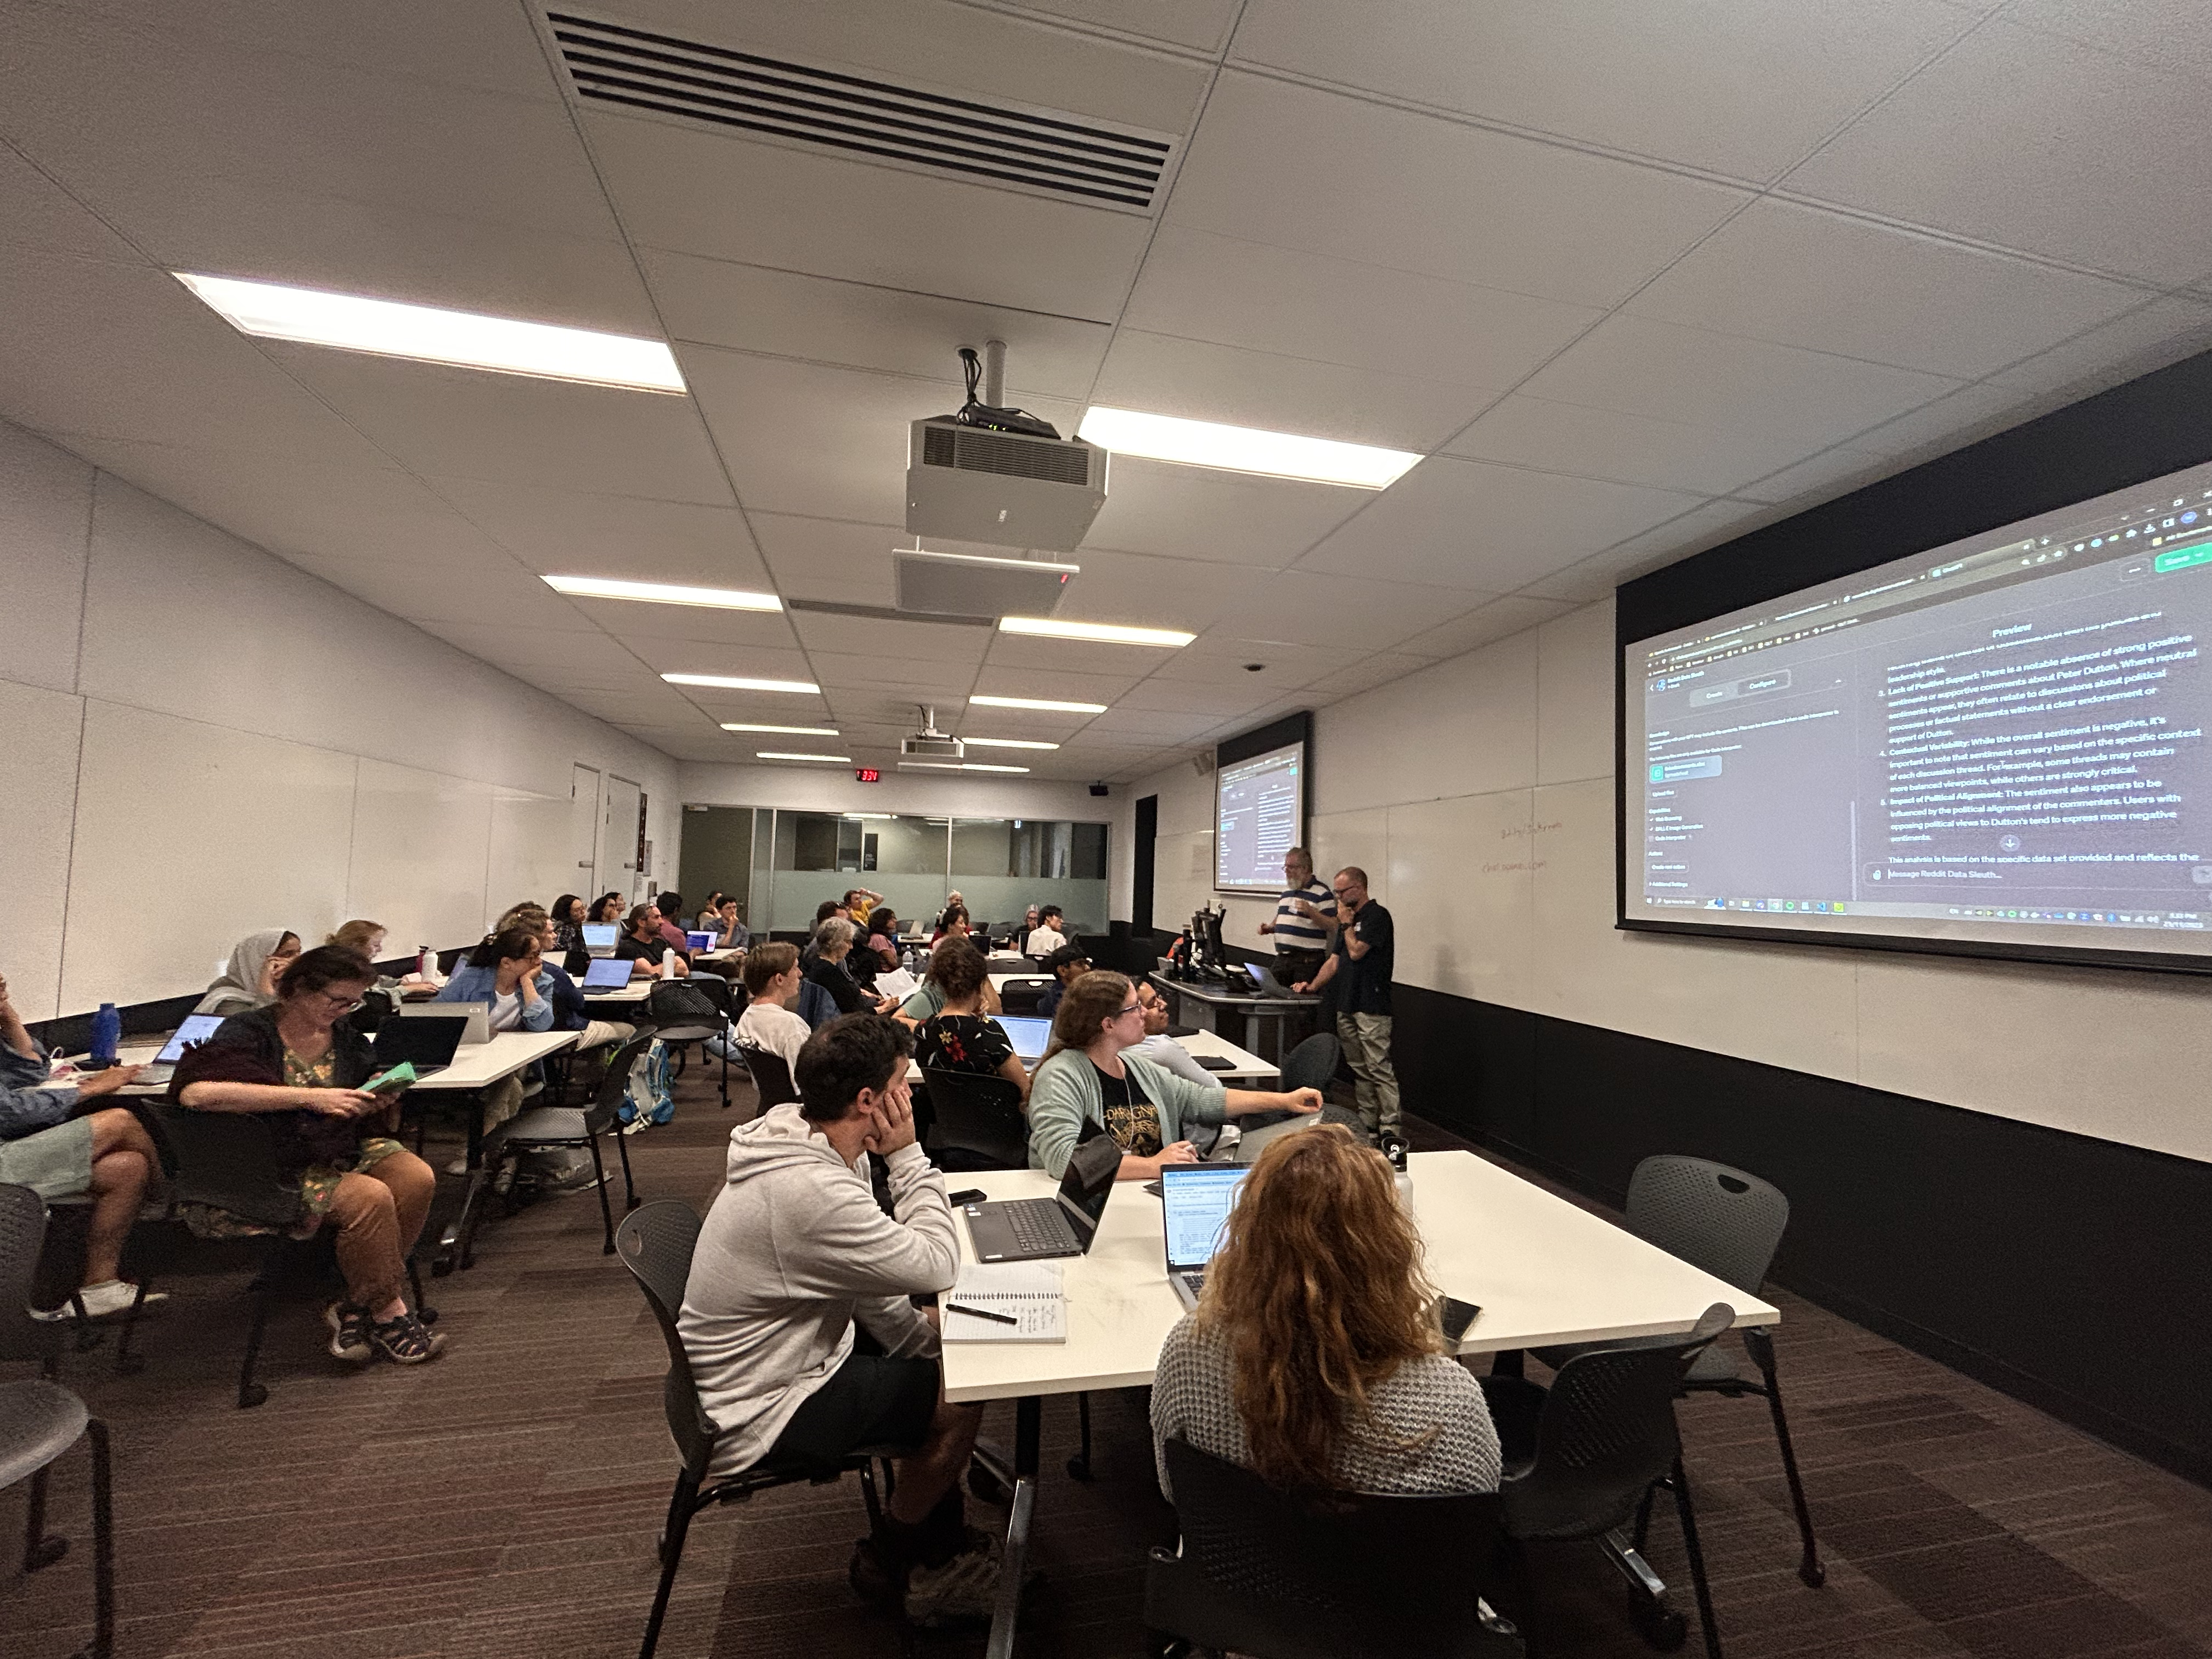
top-left (842, 813), bottom-right (895, 820)
top-left (757, 751), bottom-right (850, 763)
top-left (546, 575), bottom-right (779, 611)
top-left (174, 273), bottom-right (686, 392)
top-left (901, 761), bottom-right (1032, 774)
top-left (1079, 405), bottom-right (1419, 489)
top-left (959, 737), bottom-right (1060, 751)
top-left (999, 616), bottom-right (1194, 647)
top-left (719, 722), bottom-right (839, 736)
top-left (664, 673), bottom-right (820, 694)
top-left (969, 694), bottom-right (1108, 713)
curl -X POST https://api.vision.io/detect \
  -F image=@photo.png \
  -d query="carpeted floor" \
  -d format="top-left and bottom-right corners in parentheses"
top-left (7, 1066), bottom-right (2212, 1659)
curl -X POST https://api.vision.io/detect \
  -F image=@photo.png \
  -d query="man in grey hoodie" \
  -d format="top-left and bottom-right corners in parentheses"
top-left (680, 1013), bottom-right (997, 1622)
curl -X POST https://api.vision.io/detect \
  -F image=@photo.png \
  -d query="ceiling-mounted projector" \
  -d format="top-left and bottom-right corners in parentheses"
top-left (900, 706), bottom-right (963, 761)
top-left (895, 546), bottom-right (1077, 618)
top-left (904, 340), bottom-right (1108, 552)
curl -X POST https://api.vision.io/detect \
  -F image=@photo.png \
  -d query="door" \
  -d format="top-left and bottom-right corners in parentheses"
top-left (601, 775), bottom-right (642, 900)
top-left (569, 764), bottom-right (601, 891)
top-left (1133, 794), bottom-right (1158, 934)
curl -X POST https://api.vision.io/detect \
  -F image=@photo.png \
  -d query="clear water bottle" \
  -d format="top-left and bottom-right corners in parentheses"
top-left (90, 1002), bottom-right (121, 1064)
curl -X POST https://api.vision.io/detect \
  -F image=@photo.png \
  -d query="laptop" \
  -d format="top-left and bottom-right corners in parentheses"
top-left (687, 930), bottom-right (719, 952)
top-left (369, 1012), bottom-right (467, 1079)
top-left (962, 1133), bottom-right (1121, 1263)
top-left (129, 1012), bottom-right (227, 1085)
top-left (399, 1001), bottom-right (490, 1045)
top-left (582, 922), bottom-right (619, 956)
top-left (995, 1014), bottom-right (1052, 1065)
top-left (1230, 1110), bottom-right (1319, 1164)
top-left (1242, 961), bottom-right (1301, 996)
top-left (580, 956), bottom-right (634, 990)
top-left (1162, 1163), bottom-right (1250, 1311)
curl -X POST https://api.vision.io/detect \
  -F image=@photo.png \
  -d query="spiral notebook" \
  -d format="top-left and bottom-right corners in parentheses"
top-left (942, 1262), bottom-right (1066, 1343)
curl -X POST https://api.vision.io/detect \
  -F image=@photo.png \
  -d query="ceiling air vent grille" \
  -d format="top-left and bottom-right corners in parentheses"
top-left (921, 422), bottom-right (1094, 486)
top-left (545, 12), bottom-right (1175, 212)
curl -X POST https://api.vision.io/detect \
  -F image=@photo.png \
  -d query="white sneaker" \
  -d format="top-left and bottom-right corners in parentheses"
top-left (903, 1528), bottom-right (1003, 1626)
top-left (33, 1280), bottom-right (168, 1322)
top-left (444, 1155), bottom-right (471, 1176)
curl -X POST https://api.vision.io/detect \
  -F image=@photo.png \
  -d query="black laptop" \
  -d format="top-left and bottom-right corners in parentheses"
top-left (961, 1132), bottom-right (1121, 1263)
top-left (369, 1012), bottom-right (466, 1079)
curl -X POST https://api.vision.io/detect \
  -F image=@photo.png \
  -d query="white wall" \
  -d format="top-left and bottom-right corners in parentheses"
top-left (0, 417), bottom-right (680, 1019)
top-left (1130, 599), bottom-right (2212, 1167)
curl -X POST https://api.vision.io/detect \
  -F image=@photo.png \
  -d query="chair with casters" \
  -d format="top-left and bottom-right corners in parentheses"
top-left (1278, 1031), bottom-right (1341, 1096)
top-left (489, 1033), bottom-right (650, 1256)
top-left (143, 1101), bottom-right (436, 1408)
top-left (616, 1200), bottom-right (934, 1659)
top-left (1531, 1155), bottom-right (1824, 1590)
top-left (996, 977), bottom-right (1050, 1015)
top-left (644, 979), bottom-right (730, 1109)
top-left (0, 1182), bottom-right (115, 1659)
top-left (734, 1044), bottom-right (798, 1110)
top-left (1490, 1302), bottom-right (1734, 1659)
top-left (919, 1069), bottom-right (1028, 1172)
top-left (1144, 1437), bottom-right (1520, 1659)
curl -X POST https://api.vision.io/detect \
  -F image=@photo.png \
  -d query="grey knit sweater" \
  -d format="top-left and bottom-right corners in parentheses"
top-left (1150, 1314), bottom-right (1503, 1500)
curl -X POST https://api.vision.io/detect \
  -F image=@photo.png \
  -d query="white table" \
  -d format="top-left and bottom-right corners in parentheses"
top-left (945, 1149), bottom-right (1777, 1655)
top-left (902, 1029), bottom-right (1273, 1086)
top-left (581, 980), bottom-right (652, 1006)
top-left (408, 1029), bottom-right (576, 1090)
top-left (1148, 971), bottom-right (1318, 1060)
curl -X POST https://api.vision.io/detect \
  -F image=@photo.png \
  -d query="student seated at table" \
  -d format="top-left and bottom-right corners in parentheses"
top-left (439, 927), bottom-right (556, 1037)
top-left (733, 943), bottom-right (810, 1073)
top-left (0, 966), bottom-right (169, 1321)
top-left (804, 919), bottom-right (898, 1016)
top-left (172, 946), bottom-right (444, 1365)
top-left (913, 939), bottom-right (1030, 1104)
top-left (653, 893), bottom-right (692, 954)
top-left (550, 894), bottom-right (586, 955)
top-left (1036, 943), bottom-right (1091, 1019)
top-left (529, 914), bottom-right (634, 1053)
top-left (616, 903), bottom-right (691, 979)
top-left (864, 908), bottom-right (903, 973)
top-left (929, 903), bottom-right (973, 946)
top-left (679, 1013), bottom-right (996, 1623)
top-left (1130, 980), bottom-right (1224, 1088)
top-left (1025, 905), bottom-right (1069, 957)
top-left (1028, 972), bottom-right (1323, 1181)
top-left (1151, 1124), bottom-right (1500, 1499)
top-left (710, 896), bottom-right (750, 952)
top-left (587, 893), bottom-right (625, 927)
top-left (1012, 905), bottom-right (1040, 952)
top-left (894, 937), bottom-right (1004, 1028)
top-left (195, 929), bottom-right (301, 1017)
top-left (695, 890), bottom-right (726, 933)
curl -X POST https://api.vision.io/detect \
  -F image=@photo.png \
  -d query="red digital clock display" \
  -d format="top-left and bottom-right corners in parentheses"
top-left (854, 767), bottom-right (881, 783)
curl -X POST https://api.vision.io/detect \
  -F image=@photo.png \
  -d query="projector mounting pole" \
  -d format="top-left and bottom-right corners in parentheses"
top-left (982, 338), bottom-right (1007, 407)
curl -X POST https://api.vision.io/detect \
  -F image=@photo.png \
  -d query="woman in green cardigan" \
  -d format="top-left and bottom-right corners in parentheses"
top-left (1026, 970), bottom-right (1324, 1180)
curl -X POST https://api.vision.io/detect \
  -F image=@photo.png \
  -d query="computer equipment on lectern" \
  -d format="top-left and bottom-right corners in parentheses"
top-left (961, 1133), bottom-right (1120, 1263)
top-left (1163, 1163), bottom-right (1250, 1311)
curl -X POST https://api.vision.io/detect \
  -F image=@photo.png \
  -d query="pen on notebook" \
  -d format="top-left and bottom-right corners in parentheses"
top-left (944, 1302), bottom-right (1020, 1327)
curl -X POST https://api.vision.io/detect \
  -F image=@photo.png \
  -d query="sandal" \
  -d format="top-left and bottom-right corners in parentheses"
top-left (369, 1309), bottom-right (447, 1365)
top-left (325, 1300), bottom-right (374, 1363)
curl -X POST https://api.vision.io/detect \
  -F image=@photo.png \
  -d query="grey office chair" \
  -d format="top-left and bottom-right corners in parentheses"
top-left (494, 1032), bottom-right (649, 1255)
top-left (1279, 1031), bottom-right (1341, 1094)
top-left (733, 1043), bottom-right (798, 1109)
top-left (1531, 1155), bottom-right (1824, 1589)
top-left (1, 1182), bottom-right (115, 1659)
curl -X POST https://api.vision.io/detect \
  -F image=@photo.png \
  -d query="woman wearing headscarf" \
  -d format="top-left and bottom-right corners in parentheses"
top-left (194, 929), bottom-right (301, 1017)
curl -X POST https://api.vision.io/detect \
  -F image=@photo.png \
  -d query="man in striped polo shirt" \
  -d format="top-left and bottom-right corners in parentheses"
top-left (1256, 847), bottom-right (1335, 984)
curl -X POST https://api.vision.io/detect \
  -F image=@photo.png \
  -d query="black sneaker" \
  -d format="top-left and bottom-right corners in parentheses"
top-left (369, 1310), bottom-right (447, 1364)
top-left (325, 1300), bottom-right (374, 1363)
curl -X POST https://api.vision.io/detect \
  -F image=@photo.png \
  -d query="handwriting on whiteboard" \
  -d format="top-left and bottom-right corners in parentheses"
top-left (1498, 822), bottom-right (1564, 840)
top-left (1481, 860), bottom-right (1547, 874)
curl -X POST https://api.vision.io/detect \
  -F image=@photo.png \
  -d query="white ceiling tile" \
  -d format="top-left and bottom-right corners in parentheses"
top-left (1394, 594), bottom-right (1580, 660)
top-left (1974, 0), bottom-right (2212, 90)
top-left (582, 111), bottom-right (1152, 320)
top-left (969, 665), bottom-right (1146, 703)
top-left (1985, 296), bottom-right (2212, 399)
top-left (751, 514), bottom-right (902, 606)
top-left (1521, 500), bottom-right (1786, 601)
top-left (0, 143), bottom-right (140, 262)
top-left (1730, 446), bottom-right (1900, 507)
top-left (1842, 381), bottom-right (2059, 460)
top-left (578, 605), bottom-right (800, 652)
top-left (981, 631), bottom-right (1188, 678)
top-left (1051, 550), bottom-right (1256, 634)
top-left (0, 249), bottom-right (396, 461)
top-left (1296, 652), bottom-right (1432, 703)
top-left (684, 349), bottom-right (1077, 525)
top-left (1077, 707), bottom-right (1228, 742)
top-left (791, 612), bottom-right (996, 662)
top-left (332, 560), bottom-right (586, 629)
top-left (1624, 199), bottom-right (2148, 379)
top-left (1080, 456), bottom-right (1370, 566)
top-left (1113, 679), bottom-right (1282, 717)
top-left (1782, 21), bottom-right (2212, 284)
top-left (430, 479), bottom-right (774, 588)
top-left (1222, 571), bottom-right (1508, 652)
top-left (1229, 0), bottom-right (1976, 179)
top-left (260, 344), bottom-right (736, 504)
top-left (1090, 329), bottom-right (1498, 452)
top-left (806, 651), bottom-right (978, 698)
top-left (1444, 394), bottom-right (1804, 497)
top-left (991, 0), bottom-right (1239, 52)
top-left (640, 251), bottom-right (1111, 400)
top-left (1515, 313), bottom-right (1963, 461)
top-left (1144, 636), bottom-right (1367, 687)
top-left (1124, 226), bottom-right (1602, 390)
top-left (1296, 456), bottom-right (1703, 590)
top-left (1163, 72), bottom-right (1749, 308)
top-left (626, 637), bottom-right (819, 680)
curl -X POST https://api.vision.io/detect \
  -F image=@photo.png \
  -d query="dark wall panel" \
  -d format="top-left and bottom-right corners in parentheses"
top-left (1395, 988), bottom-right (2212, 1487)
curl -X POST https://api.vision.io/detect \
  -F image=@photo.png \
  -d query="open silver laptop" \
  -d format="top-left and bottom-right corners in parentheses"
top-left (1161, 1163), bottom-right (1250, 1311)
top-left (130, 1012), bottom-right (227, 1086)
top-left (399, 1001), bottom-right (490, 1045)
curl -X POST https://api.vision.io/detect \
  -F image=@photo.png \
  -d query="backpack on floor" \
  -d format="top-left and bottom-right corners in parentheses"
top-left (619, 1037), bottom-right (675, 1127)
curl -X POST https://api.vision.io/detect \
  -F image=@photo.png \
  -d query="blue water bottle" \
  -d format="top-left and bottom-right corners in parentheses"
top-left (91, 1001), bottom-right (121, 1065)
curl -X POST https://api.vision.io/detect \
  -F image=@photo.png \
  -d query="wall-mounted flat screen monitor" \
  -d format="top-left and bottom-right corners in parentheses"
top-left (1622, 456), bottom-right (2212, 969)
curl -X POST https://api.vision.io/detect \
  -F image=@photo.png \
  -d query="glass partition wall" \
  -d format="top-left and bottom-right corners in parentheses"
top-left (680, 809), bottom-right (1109, 938)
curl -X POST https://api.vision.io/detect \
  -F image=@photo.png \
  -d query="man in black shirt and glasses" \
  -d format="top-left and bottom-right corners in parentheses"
top-left (1291, 866), bottom-right (1398, 1141)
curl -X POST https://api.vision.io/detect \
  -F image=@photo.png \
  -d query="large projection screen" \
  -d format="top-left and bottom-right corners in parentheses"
top-left (1215, 740), bottom-right (1307, 894)
top-left (1623, 457), bottom-right (2212, 970)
